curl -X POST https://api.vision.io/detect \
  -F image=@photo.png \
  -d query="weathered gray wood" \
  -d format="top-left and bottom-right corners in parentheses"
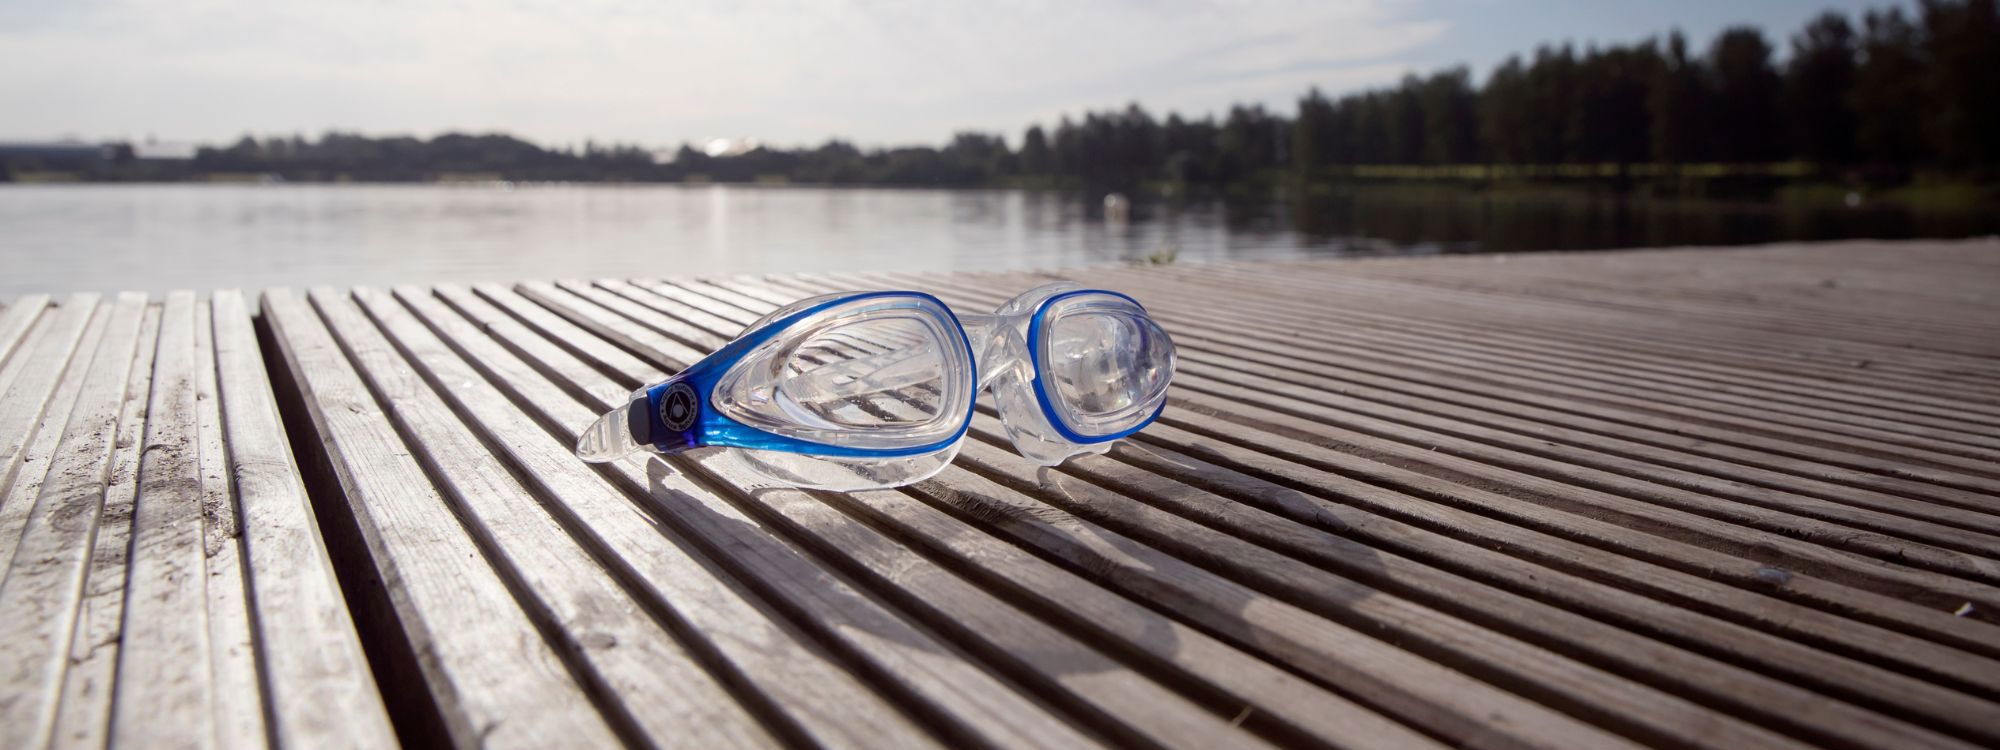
top-left (1048, 437), bottom-right (1996, 745)
top-left (0, 294), bottom-right (50, 373)
top-left (262, 287), bottom-right (621, 749)
top-left (770, 270), bottom-right (2000, 657)
top-left (398, 284), bottom-right (952, 749)
top-left (211, 290), bottom-right (395, 748)
top-left (138, 237), bottom-right (1993, 750)
top-left (331, 286), bottom-right (780, 749)
top-left (1335, 251), bottom-right (2000, 356)
top-left (114, 291), bottom-right (221, 750)
top-left (1168, 262), bottom-right (2000, 416)
top-left (771, 274), bottom-right (1972, 749)
top-left (514, 281), bottom-right (707, 367)
top-left (1118, 274), bottom-right (2000, 472)
top-left (1159, 259), bottom-right (2000, 402)
top-left (656, 278), bottom-right (1640, 750)
top-left (1190, 266), bottom-right (1994, 398)
top-left (1078, 264), bottom-right (2000, 501)
top-left (0, 293), bottom-right (143, 749)
top-left (690, 454), bottom-right (1279, 750)
top-left (503, 282), bottom-right (1113, 748)
top-left (1122, 419), bottom-right (2000, 693)
top-left (867, 269), bottom-right (2000, 610)
top-left (905, 463), bottom-right (1639, 750)
top-left (820, 488), bottom-right (1447, 750)
top-left (192, 300), bottom-right (267, 750)
top-left (51, 303), bottom-right (159, 749)
top-left (0, 294), bottom-right (102, 571)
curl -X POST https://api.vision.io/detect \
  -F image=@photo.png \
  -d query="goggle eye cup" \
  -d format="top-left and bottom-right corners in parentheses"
top-left (1027, 291), bottom-right (1176, 444)
top-left (712, 292), bottom-right (977, 455)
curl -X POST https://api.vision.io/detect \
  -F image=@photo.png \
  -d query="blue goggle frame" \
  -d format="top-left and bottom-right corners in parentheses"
top-left (621, 285), bottom-right (1168, 461)
top-left (627, 290), bottom-right (979, 459)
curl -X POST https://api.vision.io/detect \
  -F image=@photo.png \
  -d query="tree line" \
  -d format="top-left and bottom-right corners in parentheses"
top-left (11, 0), bottom-right (1994, 188)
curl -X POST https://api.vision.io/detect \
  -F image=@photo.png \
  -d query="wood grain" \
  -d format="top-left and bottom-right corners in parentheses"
top-left (7, 238), bottom-right (1997, 749)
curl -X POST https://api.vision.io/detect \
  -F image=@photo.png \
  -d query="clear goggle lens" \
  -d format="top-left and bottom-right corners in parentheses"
top-left (713, 294), bottom-right (973, 453)
top-left (1038, 293), bottom-right (1174, 439)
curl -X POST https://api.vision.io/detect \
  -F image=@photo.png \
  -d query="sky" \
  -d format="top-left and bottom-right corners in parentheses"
top-left (0, 0), bottom-right (1913, 150)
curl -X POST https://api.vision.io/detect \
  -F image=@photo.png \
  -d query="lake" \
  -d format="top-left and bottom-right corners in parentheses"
top-left (3, 183), bottom-right (1995, 298)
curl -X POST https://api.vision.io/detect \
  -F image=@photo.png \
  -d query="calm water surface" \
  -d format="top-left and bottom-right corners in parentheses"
top-left (3, 183), bottom-right (1993, 297)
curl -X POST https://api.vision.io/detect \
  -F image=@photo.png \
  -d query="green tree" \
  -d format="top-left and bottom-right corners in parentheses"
top-left (1018, 125), bottom-right (1052, 175)
top-left (1708, 27), bottom-right (1785, 162)
top-left (1351, 92), bottom-right (1394, 164)
top-left (1386, 76), bottom-right (1427, 164)
top-left (1217, 104), bottom-right (1283, 180)
top-left (1651, 31), bottom-right (1712, 163)
top-left (1525, 45), bottom-right (1580, 162)
top-left (1785, 12), bottom-right (1861, 164)
top-left (1850, 8), bottom-right (1928, 164)
top-left (1572, 43), bottom-right (1660, 163)
top-left (1293, 87), bottom-right (1338, 173)
top-left (1420, 68), bottom-right (1479, 164)
top-left (1480, 56), bottom-right (1535, 163)
top-left (1920, 0), bottom-right (2000, 168)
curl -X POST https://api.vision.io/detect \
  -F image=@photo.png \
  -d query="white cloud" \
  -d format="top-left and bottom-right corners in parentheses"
top-left (0, 0), bottom-right (1444, 147)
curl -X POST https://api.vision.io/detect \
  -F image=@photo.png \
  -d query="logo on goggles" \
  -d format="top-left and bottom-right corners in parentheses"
top-left (660, 382), bottom-right (700, 432)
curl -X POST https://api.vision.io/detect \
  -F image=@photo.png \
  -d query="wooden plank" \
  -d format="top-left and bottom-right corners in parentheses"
top-left (1145, 317), bottom-right (2000, 509)
top-left (1124, 277), bottom-right (2000, 470)
top-left (114, 291), bottom-right (222, 750)
top-left (1335, 253), bottom-right (2000, 357)
top-left (816, 264), bottom-right (2000, 740)
top-left (499, 281), bottom-right (1114, 748)
top-left (1120, 418), bottom-right (2000, 689)
top-left (494, 286), bottom-right (1384, 748)
top-left (656, 278), bottom-right (1656, 750)
top-left (820, 487), bottom-right (1447, 750)
top-left (767, 274), bottom-right (1983, 748)
top-left (514, 281), bottom-right (708, 367)
top-left (51, 303), bottom-right (159, 749)
top-left (1160, 263), bottom-right (2000, 415)
top-left (1307, 254), bottom-right (2000, 362)
top-left (0, 293), bottom-right (143, 749)
top-left (0, 294), bottom-right (102, 569)
top-left (192, 299), bottom-right (266, 750)
top-left (392, 284), bottom-right (946, 750)
top-left (328, 286), bottom-right (780, 749)
top-left (221, 239), bottom-right (2000, 750)
top-left (602, 282), bottom-right (1440, 746)
top-left (1051, 435), bottom-right (2000, 744)
top-left (210, 290), bottom-right (395, 748)
top-left (1087, 264), bottom-right (2000, 486)
top-left (1289, 259), bottom-right (2000, 383)
top-left (261, 287), bottom-right (622, 749)
top-left (0, 294), bottom-right (50, 373)
top-left (863, 270), bottom-right (2000, 609)
top-left (1169, 260), bottom-right (2000, 391)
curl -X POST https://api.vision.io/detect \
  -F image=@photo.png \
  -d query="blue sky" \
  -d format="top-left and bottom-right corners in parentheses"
top-left (0, 0), bottom-right (1912, 149)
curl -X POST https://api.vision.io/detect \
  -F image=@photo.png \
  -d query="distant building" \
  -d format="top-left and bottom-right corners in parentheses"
top-left (133, 141), bottom-right (198, 160)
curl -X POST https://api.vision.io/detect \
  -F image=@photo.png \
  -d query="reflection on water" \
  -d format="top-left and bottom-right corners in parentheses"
top-left (2, 183), bottom-right (1993, 297)
top-left (1275, 188), bottom-right (2000, 253)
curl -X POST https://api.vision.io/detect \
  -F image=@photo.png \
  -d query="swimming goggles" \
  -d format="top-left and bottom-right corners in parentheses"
top-left (575, 283), bottom-right (1176, 490)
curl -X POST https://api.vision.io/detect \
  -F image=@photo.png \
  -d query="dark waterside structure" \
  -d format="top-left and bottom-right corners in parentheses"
top-left (0, 240), bottom-right (1998, 748)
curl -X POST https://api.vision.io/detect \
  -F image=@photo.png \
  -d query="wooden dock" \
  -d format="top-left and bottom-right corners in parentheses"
top-left (2, 238), bottom-right (1997, 748)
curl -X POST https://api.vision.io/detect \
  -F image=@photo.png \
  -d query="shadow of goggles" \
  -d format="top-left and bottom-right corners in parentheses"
top-left (576, 282), bottom-right (1176, 490)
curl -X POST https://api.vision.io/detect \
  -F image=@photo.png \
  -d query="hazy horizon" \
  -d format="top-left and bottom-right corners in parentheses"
top-left (3, 0), bottom-right (1912, 150)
